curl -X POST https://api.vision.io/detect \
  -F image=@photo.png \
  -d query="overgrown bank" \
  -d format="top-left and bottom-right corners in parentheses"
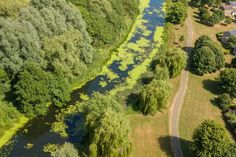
top-left (0, 0), bottom-right (139, 149)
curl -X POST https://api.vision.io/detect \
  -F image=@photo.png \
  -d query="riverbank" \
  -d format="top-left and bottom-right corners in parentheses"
top-left (0, 116), bottom-right (28, 148)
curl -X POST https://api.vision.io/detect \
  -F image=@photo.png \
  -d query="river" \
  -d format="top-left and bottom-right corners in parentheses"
top-left (0, 0), bottom-right (165, 156)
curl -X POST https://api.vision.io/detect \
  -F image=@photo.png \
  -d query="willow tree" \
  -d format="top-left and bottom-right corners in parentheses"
top-left (88, 109), bottom-right (132, 157)
top-left (140, 80), bottom-right (171, 115)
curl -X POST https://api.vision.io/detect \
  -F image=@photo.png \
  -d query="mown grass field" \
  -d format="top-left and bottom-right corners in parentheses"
top-left (179, 6), bottom-right (235, 156)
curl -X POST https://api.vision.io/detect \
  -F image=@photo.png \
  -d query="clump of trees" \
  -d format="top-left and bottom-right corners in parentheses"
top-left (191, 35), bottom-right (225, 75)
top-left (198, 8), bottom-right (225, 26)
top-left (69, 0), bottom-right (139, 47)
top-left (0, 0), bottom-right (29, 17)
top-left (192, 120), bottom-right (231, 157)
top-left (14, 62), bottom-right (70, 117)
top-left (166, 0), bottom-right (188, 24)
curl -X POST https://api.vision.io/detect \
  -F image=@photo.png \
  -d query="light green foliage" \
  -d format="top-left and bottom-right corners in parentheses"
top-left (217, 68), bottom-right (236, 97)
top-left (166, 0), bottom-right (187, 24)
top-left (154, 65), bottom-right (170, 80)
top-left (192, 120), bottom-right (230, 157)
top-left (155, 49), bottom-right (187, 78)
top-left (0, 0), bottom-right (93, 77)
top-left (0, 101), bottom-right (21, 137)
top-left (88, 109), bottom-right (132, 157)
top-left (0, 0), bottom-right (29, 17)
top-left (225, 144), bottom-right (236, 157)
top-left (52, 143), bottom-right (79, 157)
top-left (140, 80), bottom-right (171, 115)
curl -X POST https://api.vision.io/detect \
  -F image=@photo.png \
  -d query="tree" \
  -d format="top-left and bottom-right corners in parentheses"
top-left (191, 46), bottom-right (216, 75)
top-left (228, 35), bottom-right (236, 50)
top-left (216, 93), bottom-right (232, 111)
top-left (191, 35), bottom-right (224, 75)
top-left (166, 1), bottom-right (187, 24)
top-left (52, 143), bottom-right (79, 157)
top-left (217, 68), bottom-right (236, 97)
top-left (14, 62), bottom-right (51, 117)
top-left (88, 109), bottom-right (132, 157)
top-left (140, 80), bottom-right (171, 115)
top-left (155, 49), bottom-right (187, 78)
top-left (79, 93), bottom-right (131, 157)
top-left (192, 120), bottom-right (230, 157)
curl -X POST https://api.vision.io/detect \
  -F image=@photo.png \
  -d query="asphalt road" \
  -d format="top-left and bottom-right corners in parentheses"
top-left (169, 16), bottom-right (193, 157)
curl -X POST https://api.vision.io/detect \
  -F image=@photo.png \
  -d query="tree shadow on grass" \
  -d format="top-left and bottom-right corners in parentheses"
top-left (126, 93), bottom-right (140, 112)
top-left (158, 135), bottom-right (194, 157)
top-left (202, 79), bottom-right (220, 95)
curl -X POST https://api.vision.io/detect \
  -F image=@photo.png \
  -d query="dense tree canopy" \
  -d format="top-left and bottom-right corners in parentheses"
top-left (217, 68), bottom-right (236, 97)
top-left (192, 120), bottom-right (230, 157)
top-left (69, 0), bottom-right (139, 47)
top-left (140, 80), bottom-right (171, 115)
top-left (191, 35), bottom-right (224, 75)
top-left (0, 0), bottom-right (93, 77)
top-left (14, 62), bottom-right (70, 117)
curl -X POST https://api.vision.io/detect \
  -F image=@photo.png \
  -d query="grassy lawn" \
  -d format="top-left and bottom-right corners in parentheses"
top-left (129, 75), bottom-right (181, 157)
top-left (179, 6), bottom-right (235, 157)
top-left (179, 73), bottom-right (228, 156)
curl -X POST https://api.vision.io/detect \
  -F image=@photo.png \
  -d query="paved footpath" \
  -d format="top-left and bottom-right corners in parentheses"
top-left (169, 16), bottom-right (193, 157)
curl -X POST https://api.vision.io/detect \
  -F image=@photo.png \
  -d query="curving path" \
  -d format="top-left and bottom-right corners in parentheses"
top-left (169, 16), bottom-right (193, 157)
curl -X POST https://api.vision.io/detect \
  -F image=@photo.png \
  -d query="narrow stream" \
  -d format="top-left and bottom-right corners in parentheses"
top-left (0, 0), bottom-right (165, 156)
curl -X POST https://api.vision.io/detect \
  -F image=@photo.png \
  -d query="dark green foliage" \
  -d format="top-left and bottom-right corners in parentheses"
top-left (228, 35), bottom-right (236, 50)
top-left (192, 120), bottom-right (230, 157)
top-left (225, 144), bottom-right (236, 157)
top-left (155, 49), bottom-right (187, 78)
top-left (69, 0), bottom-right (139, 47)
top-left (14, 62), bottom-right (70, 117)
top-left (231, 57), bottom-right (236, 68)
top-left (140, 80), bottom-right (171, 115)
top-left (224, 111), bottom-right (236, 137)
top-left (217, 68), bottom-right (236, 97)
top-left (166, 1), bottom-right (187, 24)
top-left (192, 46), bottom-right (216, 75)
top-left (0, 68), bottom-right (10, 96)
top-left (52, 142), bottom-right (79, 157)
top-left (191, 36), bottom-right (225, 75)
top-left (216, 93), bottom-right (232, 111)
top-left (192, 0), bottom-right (222, 7)
top-left (14, 62), bottom-right (51, 117)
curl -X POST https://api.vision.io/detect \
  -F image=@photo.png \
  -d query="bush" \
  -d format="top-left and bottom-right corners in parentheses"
top-left (216, 94), bottom-right (232, 111)
top-left (140, 80), bottom-right (171, 115)
top-left (217, 68), bottom-right (236, 97)
top-left (192, 120), bottom-right (230, 157)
